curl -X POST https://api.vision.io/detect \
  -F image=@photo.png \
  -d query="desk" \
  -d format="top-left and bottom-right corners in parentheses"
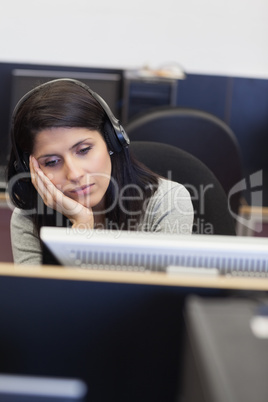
top-left (237, 205), bottom-right (268, 237)
top-left (0, 264), bottom-right (267, 402)
top-left (1, 263), bottom-right (268, 290)
top-left (0, 263), bottom-right (268, 291)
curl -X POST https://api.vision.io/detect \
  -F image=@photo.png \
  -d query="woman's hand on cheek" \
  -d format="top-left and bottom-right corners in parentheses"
top-left (29, 156), bottom-right (95, 229)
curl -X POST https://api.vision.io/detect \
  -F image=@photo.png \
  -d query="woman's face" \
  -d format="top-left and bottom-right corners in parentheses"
top-left (32, 127), bottom-right (112, 211)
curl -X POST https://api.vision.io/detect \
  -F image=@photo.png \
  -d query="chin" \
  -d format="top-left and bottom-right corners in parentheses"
top-left (80, 196), bottom-right (105, 212)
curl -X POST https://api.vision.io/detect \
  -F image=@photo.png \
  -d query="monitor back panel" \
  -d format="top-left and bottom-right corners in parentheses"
top-left (0, 273), bottom-right (188, 402)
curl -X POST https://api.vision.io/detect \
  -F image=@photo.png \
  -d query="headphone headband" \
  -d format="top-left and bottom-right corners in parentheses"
top-left (11, 78), bottom-right (130, 173)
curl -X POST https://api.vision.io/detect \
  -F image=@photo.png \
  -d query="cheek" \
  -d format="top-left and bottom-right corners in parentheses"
top-left (94, 155), bottom-right (112, 192)
top-left (105, 157), bottom-right (112, 176)
top-left (41, 169), bottom-right (63, 189)
top-left (92, 153), bottom-right (112, 176)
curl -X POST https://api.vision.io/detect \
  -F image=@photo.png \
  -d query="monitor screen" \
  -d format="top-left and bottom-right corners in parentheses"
top-left (40, 227), bottom-right (268, 277)
top-left (10, 69), bottom-right (121, 117)
top-left (0, 263), bottom-right (188, 402)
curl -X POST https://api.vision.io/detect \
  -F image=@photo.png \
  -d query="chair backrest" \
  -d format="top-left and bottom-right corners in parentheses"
top-left (130, 141), bottom-right (236, 235)
top-left (126, 107), bottom-right (244, 217)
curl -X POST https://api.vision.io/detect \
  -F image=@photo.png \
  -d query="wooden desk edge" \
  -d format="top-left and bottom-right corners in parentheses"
top-left (0, 263), bottom-right (267, 291)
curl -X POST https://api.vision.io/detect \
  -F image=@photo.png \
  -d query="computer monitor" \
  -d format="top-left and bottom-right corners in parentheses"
top-left (0, 262), bottom-right (188, 402)
top-left (10, 68), bottom-right (121, 117)
top-left (40, 227), bottom-right (268, 277)
top-left (0, 374), bottom-right (87, 402)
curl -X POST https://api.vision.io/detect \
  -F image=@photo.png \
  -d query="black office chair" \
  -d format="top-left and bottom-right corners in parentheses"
top-left (130, 141), bottom-right (236, 235)
top-left (126, 107), bottom-right (244, 218)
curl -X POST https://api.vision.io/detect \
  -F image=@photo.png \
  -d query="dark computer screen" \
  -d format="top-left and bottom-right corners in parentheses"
top-left (0, 272), bottom-right (186, 402)
top-left (10, 69), bottom-right (121, 117)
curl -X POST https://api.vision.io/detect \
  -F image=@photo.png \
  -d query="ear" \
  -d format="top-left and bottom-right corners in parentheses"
top-left (103, 121), bottom-right (123, 153)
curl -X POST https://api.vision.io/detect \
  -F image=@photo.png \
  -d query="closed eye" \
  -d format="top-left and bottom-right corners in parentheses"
top-left (77, 146), bottom-right (92, 155)
top-left (45, 158), bottom-right (61, 167)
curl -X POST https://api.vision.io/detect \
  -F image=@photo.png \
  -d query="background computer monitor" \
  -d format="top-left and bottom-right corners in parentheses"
top-left (10, 68), bottom-right (121, 117)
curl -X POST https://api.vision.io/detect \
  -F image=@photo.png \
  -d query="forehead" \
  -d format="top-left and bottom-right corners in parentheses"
top-left (33, 127), bottom-right (104, 153)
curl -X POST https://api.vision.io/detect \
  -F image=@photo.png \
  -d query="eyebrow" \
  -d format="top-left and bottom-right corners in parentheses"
top-left (70, 138), bottom-right (92, 150)
top-left (36, 138), bottom-right (92, 160)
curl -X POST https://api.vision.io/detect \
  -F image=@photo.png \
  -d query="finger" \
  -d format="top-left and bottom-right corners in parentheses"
top-left (34, 168), bottom-right (79, 215)
top-left (29, 157), bottom-right (57, 208)
top-left (30, 156), bottom-right (89, 219)
top-left (30, 156), bottom-right (75, 206)
top-left (36, 169), bottom-right (61, 207)
top-left (35, 172), bottom-right (56, 208)
top-left (29, 155), bottom-right (41, 177)
top-left (29, 156), bottom-right (42, 190)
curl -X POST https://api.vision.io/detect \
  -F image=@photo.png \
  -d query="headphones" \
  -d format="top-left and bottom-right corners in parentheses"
top-left (11, 78), bottom-right (130, 173)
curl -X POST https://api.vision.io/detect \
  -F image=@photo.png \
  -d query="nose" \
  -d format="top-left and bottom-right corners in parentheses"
top-left (65, 158), bottom-right (84, 182)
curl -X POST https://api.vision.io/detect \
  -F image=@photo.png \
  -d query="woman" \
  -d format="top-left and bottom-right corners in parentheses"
top-left (7, 78), bottom-right (193, 264)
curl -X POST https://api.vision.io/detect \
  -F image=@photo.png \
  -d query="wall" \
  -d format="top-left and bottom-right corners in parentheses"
top-left (0, 1), bottom-right (268, 205)
top-left (0, 0), bottom-right (268, 79)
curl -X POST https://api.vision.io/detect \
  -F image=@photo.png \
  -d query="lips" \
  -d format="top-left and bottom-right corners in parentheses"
top-left (67, 183), bottom-right (94, 196)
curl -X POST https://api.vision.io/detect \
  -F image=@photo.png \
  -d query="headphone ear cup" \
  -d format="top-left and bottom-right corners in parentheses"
top-left (14, 152), bottom-right (30, 173)
top-left (22, 152), bottom-right (30, 172)
top-left (103, 121), bottom-right (122, 153)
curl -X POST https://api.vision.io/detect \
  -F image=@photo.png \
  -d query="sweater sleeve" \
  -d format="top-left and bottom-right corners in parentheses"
top-left (10, 208), bottom-right (42, 265)
top-left (141, 179), bottom-right (194, 234)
